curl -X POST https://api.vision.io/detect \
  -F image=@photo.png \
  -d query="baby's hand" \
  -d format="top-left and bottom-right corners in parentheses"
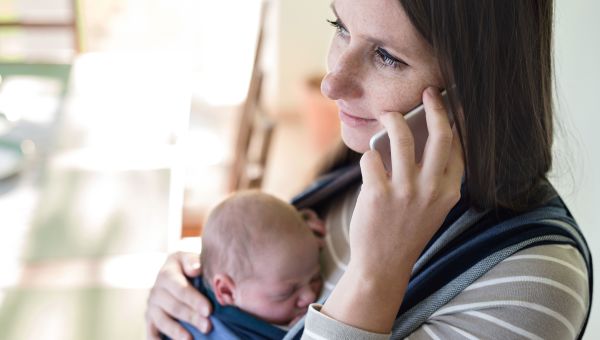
top-left (300, 209), bottom-right (326, 249)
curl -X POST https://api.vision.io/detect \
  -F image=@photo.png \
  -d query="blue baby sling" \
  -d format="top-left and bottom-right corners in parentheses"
top-left (170, 164), bottom-right (593, 339)
top-left (177, 278), bottom-right (289, 340)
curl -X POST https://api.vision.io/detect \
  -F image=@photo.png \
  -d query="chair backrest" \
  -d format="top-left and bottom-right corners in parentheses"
top-left (228, 0), bottom-right (274, 192)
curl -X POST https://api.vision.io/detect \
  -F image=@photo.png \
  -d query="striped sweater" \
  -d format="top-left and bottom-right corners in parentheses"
top-left (302, 186), bottom-right (590, 340)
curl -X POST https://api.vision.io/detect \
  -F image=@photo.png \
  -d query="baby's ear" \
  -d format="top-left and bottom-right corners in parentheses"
top-left (212, 274), bottom-right (236, 306)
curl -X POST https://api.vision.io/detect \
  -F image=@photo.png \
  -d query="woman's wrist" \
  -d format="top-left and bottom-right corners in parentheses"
top-left (349, 245), bottom-right (421, 282)
top-left (346, 256), bottom-right (415, 294)
top-left (320, 260), bottom-right (413, 333)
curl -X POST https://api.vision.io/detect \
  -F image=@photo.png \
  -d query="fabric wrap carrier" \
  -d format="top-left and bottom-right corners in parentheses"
top-left (175, 278), bottom-right (289, 340)
top-left (167, 164), bottom-right (593, 340)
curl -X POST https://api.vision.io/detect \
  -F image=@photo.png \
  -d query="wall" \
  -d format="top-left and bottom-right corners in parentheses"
top-left (553, 1), bottom-right (600, 338)
top-left (264, 0), bottom-right (333, 114)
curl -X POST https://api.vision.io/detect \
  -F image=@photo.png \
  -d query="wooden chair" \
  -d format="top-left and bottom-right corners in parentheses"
top-left (228, 0), bottom-right (275, 192)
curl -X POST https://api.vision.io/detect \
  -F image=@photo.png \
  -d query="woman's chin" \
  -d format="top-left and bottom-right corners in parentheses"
top-left (341, 127), bottom-right (372, 154)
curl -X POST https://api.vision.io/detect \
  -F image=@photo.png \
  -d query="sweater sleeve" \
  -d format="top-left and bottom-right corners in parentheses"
top-left (302, 244), bottom-right (589, 340)
top-left (302, 304), bottom-right (390, 340)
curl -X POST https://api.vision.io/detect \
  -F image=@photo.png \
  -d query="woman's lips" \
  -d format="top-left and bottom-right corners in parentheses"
top-left (339, 110), bottom-right (378, 127)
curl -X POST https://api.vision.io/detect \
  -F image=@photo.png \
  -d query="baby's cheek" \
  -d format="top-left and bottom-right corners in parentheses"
top-left (274, 299), bottom-right (298, 317)
top-left (254, 298), bottom-right (298, 324)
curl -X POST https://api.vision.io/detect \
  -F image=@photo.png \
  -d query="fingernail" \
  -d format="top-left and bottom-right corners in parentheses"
top-left (201, 321), bottom-right (210, 333)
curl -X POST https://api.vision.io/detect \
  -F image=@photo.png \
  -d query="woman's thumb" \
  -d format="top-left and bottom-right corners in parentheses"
top-left (180, 252), bottom-right (202, 276)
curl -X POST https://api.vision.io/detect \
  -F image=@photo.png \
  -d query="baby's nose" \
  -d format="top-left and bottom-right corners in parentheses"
top-left (297, 286), bottom-right (317, 308)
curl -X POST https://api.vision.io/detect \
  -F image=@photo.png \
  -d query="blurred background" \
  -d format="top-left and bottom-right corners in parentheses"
top-left (0, 0), bottom-right (597, 339)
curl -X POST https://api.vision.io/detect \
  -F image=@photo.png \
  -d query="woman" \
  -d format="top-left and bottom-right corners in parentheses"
top-left (146, 0), bottom-right (592, 339)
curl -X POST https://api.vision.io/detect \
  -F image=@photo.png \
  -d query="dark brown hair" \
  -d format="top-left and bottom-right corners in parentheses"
top-left (401, 0), bottom-right (556, 211)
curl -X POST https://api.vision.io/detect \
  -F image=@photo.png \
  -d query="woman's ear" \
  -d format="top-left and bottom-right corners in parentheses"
top-left (212, 274), bottom-right (236, 306)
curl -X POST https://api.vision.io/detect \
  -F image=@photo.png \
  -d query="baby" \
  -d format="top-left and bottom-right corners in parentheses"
top-left (199, 190), bottom-right (323, 331)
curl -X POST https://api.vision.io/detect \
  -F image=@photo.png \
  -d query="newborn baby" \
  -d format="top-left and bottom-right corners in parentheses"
top-left (188, 190), bottom-right (323, 338)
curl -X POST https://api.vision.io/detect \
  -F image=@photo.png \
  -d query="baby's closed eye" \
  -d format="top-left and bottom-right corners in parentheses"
top-left (271, 288), bottom-right (296, 301)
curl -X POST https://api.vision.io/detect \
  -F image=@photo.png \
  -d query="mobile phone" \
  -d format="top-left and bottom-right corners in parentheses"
top-left (369, 89), bottom-right (454, 172)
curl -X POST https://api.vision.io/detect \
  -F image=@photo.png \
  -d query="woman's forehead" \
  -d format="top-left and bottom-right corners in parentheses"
top-left (331, 0), bottom-right (430, 61)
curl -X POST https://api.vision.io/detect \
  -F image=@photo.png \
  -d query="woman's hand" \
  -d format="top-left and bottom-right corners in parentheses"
top-left (145, 252), bottom-right (212, 340)
top-left (320, 87), bottom-right (464, 333)
top-left (350, 87), bottom-right (464, 274)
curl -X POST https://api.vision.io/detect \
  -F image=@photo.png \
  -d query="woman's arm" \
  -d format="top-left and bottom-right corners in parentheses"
top-left (315, 87), bottom-right (464, 334)
top-left (145, 252), bottom-right (213, 340)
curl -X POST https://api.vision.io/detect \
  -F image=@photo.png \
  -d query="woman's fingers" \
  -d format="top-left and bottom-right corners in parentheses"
top-left (159, 266), bottom-right (212, 318)
top-left (163, 252), bottom-right (210, 316)
top-left (421, 87), bottom-right (454, 180)
top-left (378, 111), bottom-right (415, 183)
top-left (178, 252), bottom-right (202, 278)
top-left (146, 302), bottom-right (192, 340)
top-left (149, 287), bottom-right (210, 333)
top-left (145, 251), bottom-right (213, 337)
top-left (360, 150), bottom-right (388, 187)
top-left (446, 125), bottom-right (465, 188)
top-left (146, 320), bottom-right (162, 340)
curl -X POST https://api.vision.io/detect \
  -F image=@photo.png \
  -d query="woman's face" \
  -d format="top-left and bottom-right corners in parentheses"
top-left (322, 0), bottom-right (444, 153)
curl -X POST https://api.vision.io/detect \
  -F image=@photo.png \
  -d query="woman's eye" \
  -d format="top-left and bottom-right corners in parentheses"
top-left (326, 19), bottom-right (348, 37)
top-left (375, 48), bottom-right (405, 70)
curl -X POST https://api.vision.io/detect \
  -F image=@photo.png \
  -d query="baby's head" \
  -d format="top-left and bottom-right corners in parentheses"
top-left (201, 191), bottom-right (322, 325)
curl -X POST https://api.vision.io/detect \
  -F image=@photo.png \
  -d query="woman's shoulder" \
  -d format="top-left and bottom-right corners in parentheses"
top-left (464, 243), bottom-right (589, 307)
top-left (416, 244), bottom-right (589, 340)
top-left (494, 243), bottom-right (589, 280)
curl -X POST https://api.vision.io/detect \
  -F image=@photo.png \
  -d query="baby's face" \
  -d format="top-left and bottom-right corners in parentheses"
top-left (234, 236), bottom-right (322, 325)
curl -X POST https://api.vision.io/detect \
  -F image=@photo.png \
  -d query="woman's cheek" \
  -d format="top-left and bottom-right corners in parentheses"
top-left (370, 84), bottom-right (416, 115)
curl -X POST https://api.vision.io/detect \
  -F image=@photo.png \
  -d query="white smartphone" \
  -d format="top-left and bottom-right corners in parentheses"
top-left (369, 89), bottom-right (454, 172)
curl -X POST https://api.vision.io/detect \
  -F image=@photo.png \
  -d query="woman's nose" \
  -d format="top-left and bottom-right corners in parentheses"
top-left (321, 52), bottom-right (363, 100)
top-left (296, 285), bottom-right (317, 308)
